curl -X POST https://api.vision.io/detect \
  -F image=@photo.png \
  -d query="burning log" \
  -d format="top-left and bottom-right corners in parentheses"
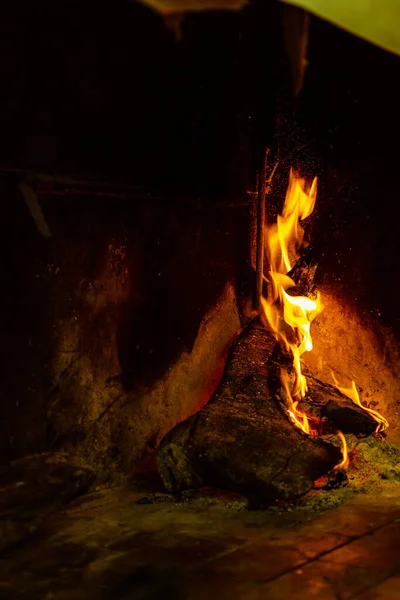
top-left (157, 319), bottom-right (342, 505)
top-left (299, 376), bottom-right (378, 436)
top-left (286, 248), bottom-right (318, 297)
top-left (158, 168), bottom-right (387, 505)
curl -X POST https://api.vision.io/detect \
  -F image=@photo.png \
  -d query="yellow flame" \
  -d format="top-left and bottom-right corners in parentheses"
top-left (267, 171), bottom-right (318, 275)
top-left (332, 376), bottom-right (388, 434)
top-left (281, 369), bottom-right (310, 434)
top-left (335, 430), bottom-right (349, 471)
top-left (259, 167), bottom-right (387, 476)
top-left (261, 169), bottom-right (321, 433)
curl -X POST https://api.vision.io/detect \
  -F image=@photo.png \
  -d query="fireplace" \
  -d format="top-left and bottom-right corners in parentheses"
top-left (1, 1), bottom-right (400, 598)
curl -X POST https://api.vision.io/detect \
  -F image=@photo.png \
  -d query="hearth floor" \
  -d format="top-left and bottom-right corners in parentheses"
top-left (1, 486), bottom-right (400, 599)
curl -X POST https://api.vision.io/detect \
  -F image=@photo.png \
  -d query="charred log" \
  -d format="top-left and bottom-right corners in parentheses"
top-left (287, 248), bottom-right (318, 297)
top-left (300, 376), bottom-right (377, 436)
top-left (157, 319), bottom-right (341, 505)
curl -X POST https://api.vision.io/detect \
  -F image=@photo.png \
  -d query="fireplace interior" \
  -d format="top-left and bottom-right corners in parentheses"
top-left (1, 2), bottom-right (400, 598)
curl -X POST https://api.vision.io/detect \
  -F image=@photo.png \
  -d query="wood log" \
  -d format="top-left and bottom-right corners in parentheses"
top-left (275, 251), bottom-right (376, 435)
top-left (299, 375), bottom-right (377, 436)
top-left (157, 319), bottom-right (341, 505)
top-left (287, 249), bottom-right (318, 296)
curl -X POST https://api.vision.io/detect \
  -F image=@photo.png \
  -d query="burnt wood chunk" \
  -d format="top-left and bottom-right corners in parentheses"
top-left (157, 320), bottom-right (341, 505)
top-left (300, 376), bottom-right (377, 436)
top-left (287, 250), bottom-right (318, 296)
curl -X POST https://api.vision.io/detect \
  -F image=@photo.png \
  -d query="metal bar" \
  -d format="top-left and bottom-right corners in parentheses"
top-left (18, 179), bottom-right (52, 238)
top-left (254, 149), bottom-right (268, 311)
top-left (0, 168), bottom-right (251, 205)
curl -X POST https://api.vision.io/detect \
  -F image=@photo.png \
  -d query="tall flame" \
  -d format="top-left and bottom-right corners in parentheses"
top-left (259, 167), bottom-right (387, 473)
top-left (261, 169), bottom-right (322, 434)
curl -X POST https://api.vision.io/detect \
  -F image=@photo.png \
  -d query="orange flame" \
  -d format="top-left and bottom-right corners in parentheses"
top-left (280, 368), bottom-right (310, 434)
top-left (333, 377), bottom-right (388, 434)
top-left (334, 430), bottom-right (349, 471)
top-left (260, 168), bottom-right (386, 474)
top-left (261, 169), bottom-right (321, 433)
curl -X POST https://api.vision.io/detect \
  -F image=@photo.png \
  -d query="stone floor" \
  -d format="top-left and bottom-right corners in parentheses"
top-left (0, 486), bottom-right (400, 599)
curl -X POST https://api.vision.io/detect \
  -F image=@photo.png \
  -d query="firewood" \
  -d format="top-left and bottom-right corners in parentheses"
top-left (286, 248), bottom-right (318, 296)
top-left (157, 319), bottom-right (341, 505)
top-left (299, 375), bottom-right (377, 436)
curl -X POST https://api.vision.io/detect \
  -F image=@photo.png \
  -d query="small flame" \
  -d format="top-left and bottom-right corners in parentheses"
top-left (332, 376), bottom-right (388, 434)
top-left (261, 169), bottom-right (321, 433)
top-left (281, 368), bottom-right (310, 434)
top-left (334, 430), bottom-right (349, 471)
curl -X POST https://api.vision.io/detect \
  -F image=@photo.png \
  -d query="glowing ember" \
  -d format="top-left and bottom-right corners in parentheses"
top-left (260, 169), bottom-right (322, 434)
top-left (332, 377), bottom-right (389, 434)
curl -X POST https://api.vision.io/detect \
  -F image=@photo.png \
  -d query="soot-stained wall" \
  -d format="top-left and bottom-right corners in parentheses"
top-left (0, 184), bottom-right (248, 476)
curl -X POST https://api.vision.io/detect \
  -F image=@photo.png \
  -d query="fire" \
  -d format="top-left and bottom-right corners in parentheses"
top-left (261, 169), bottom-right (322, 434)
top-left (280, 368), bottom-right (310, 434)
top-left (334, 430), bottom-right (349, 471)
top-left (333, 377), bottom-right (388, 434)
top-left (260, 168), bottom-right (351, 470)
top-left (259, 167), bottom-right (387, 475)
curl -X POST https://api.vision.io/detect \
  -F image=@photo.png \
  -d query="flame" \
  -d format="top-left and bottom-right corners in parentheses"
top-left (261, 169), bottom-right (321, 433)
top-left (260, 167), bottom-right (387, 475)
top-left (280, 368), bottom-right (310, 434)
top-left (332, 377), bottom-right (388, 434)
top-left (267, 171), bottom-right (318, 275)
top-left (334, 430), bottom-right (349, 471)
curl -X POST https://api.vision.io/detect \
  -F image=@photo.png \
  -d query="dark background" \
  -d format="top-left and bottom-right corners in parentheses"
top-left (0, 1), bottom-right (397, 180)
top-left (302, 20), bottom-right (400, 331)
top-left (0, 1), bottom-right (398, 201)
top-left (0, 0), bottom-right (400, 463)
top-left (0, 0), bottom-right (283, 196)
